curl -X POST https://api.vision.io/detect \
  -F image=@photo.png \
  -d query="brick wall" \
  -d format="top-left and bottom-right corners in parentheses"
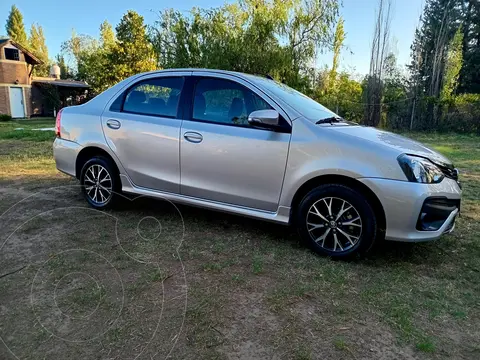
top-left (0, 86), bottom-right (9, 115)
top-left (0, 45), bottom-right (35, 116)
top-left (0, 86), bottom-right (33, 117)
top-left (0, 61), bottom-right (30, 84)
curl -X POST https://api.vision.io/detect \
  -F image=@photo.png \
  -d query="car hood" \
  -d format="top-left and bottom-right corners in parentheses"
top-left (324, 125), bottom-right (452, 166)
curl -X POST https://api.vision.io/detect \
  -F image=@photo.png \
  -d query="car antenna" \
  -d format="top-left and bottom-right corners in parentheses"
top-left (265, 74), bottom-right (274, 80)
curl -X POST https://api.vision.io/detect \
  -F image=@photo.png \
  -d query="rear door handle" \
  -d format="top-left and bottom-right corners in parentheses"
top-left (106, 119), bottom-right (121, 130)
top-left (184, 131), bottom-right (203, 143)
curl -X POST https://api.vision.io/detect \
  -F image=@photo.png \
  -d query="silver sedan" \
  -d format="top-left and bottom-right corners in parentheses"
top-left (53, 69), bottom-right (462, 258)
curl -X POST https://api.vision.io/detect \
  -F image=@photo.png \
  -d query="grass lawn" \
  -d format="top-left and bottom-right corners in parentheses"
top-left (0, 118), bottom-right (56, 142)
top-left (0, 128), bottom-right (479, 359)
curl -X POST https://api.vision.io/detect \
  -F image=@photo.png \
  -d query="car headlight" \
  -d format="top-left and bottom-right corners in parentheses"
top-left (397, 154), bottom-right (444, 183)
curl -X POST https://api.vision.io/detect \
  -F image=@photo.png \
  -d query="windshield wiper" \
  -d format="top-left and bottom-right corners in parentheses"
top-left (316, 116), bottom-right (345, 125)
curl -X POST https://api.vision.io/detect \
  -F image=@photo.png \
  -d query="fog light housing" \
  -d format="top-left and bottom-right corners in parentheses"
top-left (416, 197), bottom-right (460, 231)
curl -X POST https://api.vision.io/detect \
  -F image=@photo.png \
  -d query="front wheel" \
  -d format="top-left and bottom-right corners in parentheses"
top-left (295, 184), bottom-right (377, 258)
top-left (80, 156), bottom-right (120, 209)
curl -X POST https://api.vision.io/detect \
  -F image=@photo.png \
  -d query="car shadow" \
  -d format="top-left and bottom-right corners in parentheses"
top-left (117, 194), bottom-right (300, 245)
top-left (114, 195), bottom-right (450, 266)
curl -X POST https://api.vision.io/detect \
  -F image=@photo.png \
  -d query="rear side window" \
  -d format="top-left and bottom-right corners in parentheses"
top-left (112, 77), bottom-right (184, 118)
top-left (192, 78), bottom-right (272, 126)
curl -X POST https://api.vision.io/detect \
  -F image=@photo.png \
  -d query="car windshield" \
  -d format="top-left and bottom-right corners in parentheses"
top-left (250, 76), bottom-right (339, 122)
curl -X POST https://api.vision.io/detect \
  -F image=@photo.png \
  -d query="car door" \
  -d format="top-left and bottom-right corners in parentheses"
top-left (180, 73), bottom-right (292, 212)
top-left (102, 73), bottom-right (188, 193)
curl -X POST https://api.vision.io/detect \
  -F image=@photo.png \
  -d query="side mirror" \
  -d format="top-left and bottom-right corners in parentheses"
top-left (247, 109), bottom-right (280, 128)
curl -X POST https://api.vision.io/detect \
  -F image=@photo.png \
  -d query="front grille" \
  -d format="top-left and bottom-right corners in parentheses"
top-left (437, 163), bottom-right (459, 181)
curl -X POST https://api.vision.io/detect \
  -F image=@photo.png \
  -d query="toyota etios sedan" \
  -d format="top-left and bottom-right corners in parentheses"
top-left (53, 69), bottom-right (462, 258)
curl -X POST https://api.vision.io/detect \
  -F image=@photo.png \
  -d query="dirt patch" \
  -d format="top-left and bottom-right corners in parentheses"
top-left (1, 134), bottom-right (480, 359)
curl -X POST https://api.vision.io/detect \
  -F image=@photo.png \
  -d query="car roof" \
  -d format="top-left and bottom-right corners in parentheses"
top-left (145, 68), bottom-right (266, 82)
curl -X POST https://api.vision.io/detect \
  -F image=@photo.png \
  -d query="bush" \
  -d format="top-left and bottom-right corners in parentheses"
top-left (0, 114), bottom-right (12, 122)
top-left (408, 94), bottom-right (480, 133)
top-left (439, 94), bottom-right (480, 133)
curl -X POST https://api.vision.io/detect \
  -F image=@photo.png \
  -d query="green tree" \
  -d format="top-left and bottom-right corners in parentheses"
top-left (441, 27), bottom-right (463, 101)
top-left (284, 0), bottom-right (339, 88)
top-left (62, 12), bottom-right (156, 93)
top-left (408, 0), bottom-right (463, 97)
top-left (382, 53), bottom-right (409, 128)
top-left (61, 31), bottom-right (106, 91)
top-left (55, 54), bottom-right (72, 79)
top-left (100, 20), bottom-right (116, 49)
top-left (313, 68), bottom-right (363, 121)
top-left (151, 0), bottom-right (340, 91)
top-left (326, 17), bottom-right (345, 110)
top-left (5, 5), bottom-right (27, 45)
top-left (62, 30), bottom-right (99, 62)
top-left (152, 2), bottom-right (286, 74)
top-left (29, 24), bottom-right (50, 76)
top-left (109, 10), bottom-right (156, 82)
top-left (408, 0), bottom-right (469, 129)
top-left (330, 17), bottom-right (345, 80)
top-left (365, 0), bottom-right (393, 127)
top-left (458, 0), bottom-right (480, 93)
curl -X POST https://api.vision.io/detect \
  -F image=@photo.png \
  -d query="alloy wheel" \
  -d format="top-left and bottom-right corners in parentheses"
top-left (306, 197), bottom-right (362, 252)
top-left (83, 164), bottom-right (113, 205)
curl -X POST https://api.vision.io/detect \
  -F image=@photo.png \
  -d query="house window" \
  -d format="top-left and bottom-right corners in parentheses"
top-left (5, 48), bottom-right (20, 61)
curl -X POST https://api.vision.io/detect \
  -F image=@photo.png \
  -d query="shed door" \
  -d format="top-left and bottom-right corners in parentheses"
top-left (9, 87), bottom-right (25, 118)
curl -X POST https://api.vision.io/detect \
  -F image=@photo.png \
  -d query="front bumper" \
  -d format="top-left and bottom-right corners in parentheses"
top-left (53, 137), bottom-right (82, 177)
top-left (359, 177), bottom-right (461, 242)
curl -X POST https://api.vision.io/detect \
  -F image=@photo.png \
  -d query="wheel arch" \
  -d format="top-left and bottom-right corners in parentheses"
top-left (75, 146), bottom-right (121, 179)
top-left (290, 174), bottom-right (386, 232)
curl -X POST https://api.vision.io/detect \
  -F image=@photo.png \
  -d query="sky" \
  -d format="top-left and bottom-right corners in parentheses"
top-left (0, 0), bottom-right (425, 76)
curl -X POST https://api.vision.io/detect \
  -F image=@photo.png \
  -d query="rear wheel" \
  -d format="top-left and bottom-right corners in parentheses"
top-left (295, 184), bottom-right (377, 258)
top-left (80, 156), bottom-right (120, 209)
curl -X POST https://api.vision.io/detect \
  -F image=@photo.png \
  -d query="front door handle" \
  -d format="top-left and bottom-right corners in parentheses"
top-left (106, 119), bottom-right (121, 130)
top-left (184, 131), bottom-right (203, 143)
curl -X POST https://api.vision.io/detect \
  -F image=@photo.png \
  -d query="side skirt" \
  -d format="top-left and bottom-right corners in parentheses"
top-left (120, 174), bottom-right (291, 224)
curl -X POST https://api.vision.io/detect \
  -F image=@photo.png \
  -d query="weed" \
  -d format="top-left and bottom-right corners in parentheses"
top-left (416, 339), bottom-right (436, 353)
top-left (252, 253), bottom-right (264, 274)
top-left (333, 337), bottom-right (348, 351)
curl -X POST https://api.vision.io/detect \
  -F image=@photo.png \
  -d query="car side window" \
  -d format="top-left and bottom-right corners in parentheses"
top-left (192, 78), bottom-right (272, 126)
top-left (121, 77), bottom-right (184, 118)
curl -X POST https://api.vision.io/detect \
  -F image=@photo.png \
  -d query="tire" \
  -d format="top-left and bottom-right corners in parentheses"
top-left (295, 184), bottom-right (377, 258)
top-left (80, 156), bottom-right (121, 210)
